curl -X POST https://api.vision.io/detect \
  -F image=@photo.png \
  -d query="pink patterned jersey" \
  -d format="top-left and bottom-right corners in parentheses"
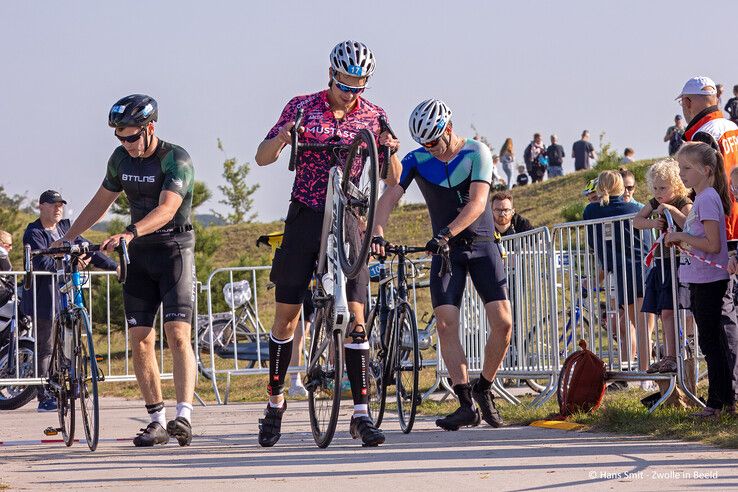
top-left (266, 90), bottom-right (389, 210)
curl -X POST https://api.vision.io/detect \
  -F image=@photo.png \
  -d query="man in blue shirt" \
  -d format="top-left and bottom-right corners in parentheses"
top-left (22, 190), bottom-right (117, 412)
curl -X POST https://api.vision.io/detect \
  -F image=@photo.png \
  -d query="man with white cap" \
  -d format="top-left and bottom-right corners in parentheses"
top-left (677, 75), bottom-right (738, 408)
top-left (678, 77), bottom-right (738, 233)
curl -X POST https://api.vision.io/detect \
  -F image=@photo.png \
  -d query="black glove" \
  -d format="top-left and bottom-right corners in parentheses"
top-left (371, 235), bottom-right (388, 249)
top-left (425, 234), bottom-right (449, 255)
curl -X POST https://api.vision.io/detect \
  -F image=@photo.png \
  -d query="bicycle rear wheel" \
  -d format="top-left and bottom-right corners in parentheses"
top-left (77, 310), bottom-right (99, 451)
top-left (394, 303), bottom-right (420, 433)
top-left (52, 317), bottom-right (75, 446)
top-left (306, 305), bottom-right (343, 448)
top-left (366, 306), bottom-right (387, 427)
top-left (337, 129), bottom-right (378, 279)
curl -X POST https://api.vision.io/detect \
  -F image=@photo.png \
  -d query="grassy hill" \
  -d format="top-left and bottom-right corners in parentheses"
top-left (206, 158), bottom-right (656, 269)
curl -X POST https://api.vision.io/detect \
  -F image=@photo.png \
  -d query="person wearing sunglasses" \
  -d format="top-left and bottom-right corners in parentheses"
top-left (371, 99), bottom-right (512, 432)
top-left (56, 94), bottom-right (197, 448)
top-left (254, 40), bottom-right (400, 449)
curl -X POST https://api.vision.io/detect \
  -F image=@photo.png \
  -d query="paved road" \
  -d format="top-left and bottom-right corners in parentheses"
top-left (1, 398), bottom-right (736, 491)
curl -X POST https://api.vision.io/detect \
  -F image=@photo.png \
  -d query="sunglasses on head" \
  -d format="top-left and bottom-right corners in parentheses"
top-left (115, 127), bottom-right (146, 143)
top-left (332, 76), bottom-right (366, 94)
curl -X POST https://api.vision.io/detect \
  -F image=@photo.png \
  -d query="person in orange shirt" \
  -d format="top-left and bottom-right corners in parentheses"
top-left (677, 75), bottom-right (738, 408)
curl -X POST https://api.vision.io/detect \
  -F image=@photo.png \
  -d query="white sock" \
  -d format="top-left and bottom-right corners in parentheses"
top-left (353, 404), bottom-right (368, 415)
top-left (290, 373), bottom-right (304, 388)
top-left (176, 402), bottom-right (193, 423)
top-left (268, 398), bottom-right (285, 409)
top-left (150, 407), bottom-right (166, 426)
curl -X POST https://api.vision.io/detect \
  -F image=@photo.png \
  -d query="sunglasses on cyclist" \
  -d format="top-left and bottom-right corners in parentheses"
top-left (115, 127), bottom-right (146, 143)
top-left (332, 76), bottom-right (366, 94)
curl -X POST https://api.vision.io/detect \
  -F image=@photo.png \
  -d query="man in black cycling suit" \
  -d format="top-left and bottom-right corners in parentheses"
top-left (254, 41), bottom-right (400, 448)
top-left (372, 99), bottom-right (513, 431)
top-left (58, 94), bottom-right (196, 447)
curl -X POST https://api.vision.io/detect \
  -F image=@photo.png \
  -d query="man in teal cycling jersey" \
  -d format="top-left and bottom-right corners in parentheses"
top-left (372, 99), bottom-right (512, 431)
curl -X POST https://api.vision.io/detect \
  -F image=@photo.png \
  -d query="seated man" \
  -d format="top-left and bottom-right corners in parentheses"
top-left (492, 191), bottom-right (534, 237)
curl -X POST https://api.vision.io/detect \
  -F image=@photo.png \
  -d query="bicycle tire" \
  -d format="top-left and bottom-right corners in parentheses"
top-left (306, 306), bottom-right (343, 448)
top-left (52, 317), bottom-right (75, 446)
top-left (365, 306), bottom-right (387, 427)
top-left (394, 303), bottom-right (420, 434)
top-left (77, 310), bottom-right (99, 451)
top-left (336, 129), bottom-right (378, 279)
top-left (0, 340), bottom-right (37, 410)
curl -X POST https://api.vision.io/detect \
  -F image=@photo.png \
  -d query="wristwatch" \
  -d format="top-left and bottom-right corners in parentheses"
top-left (438, 226), bottom-right (453, 240)
top-left (125, 224), bottom-right (139, 239)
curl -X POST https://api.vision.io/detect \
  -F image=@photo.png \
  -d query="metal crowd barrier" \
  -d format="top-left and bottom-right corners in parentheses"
top-left (0, 270), bottom-right (176, 388)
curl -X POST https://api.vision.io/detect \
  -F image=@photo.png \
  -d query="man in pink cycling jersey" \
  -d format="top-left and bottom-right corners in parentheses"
top-left (254, 40), bottom-right (400, 448)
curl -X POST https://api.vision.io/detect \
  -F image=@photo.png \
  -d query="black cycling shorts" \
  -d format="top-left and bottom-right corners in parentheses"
top-left (430, 240), bottom-right (508, 309)
top-left (123, 231), bottom-right (196, 328)
top-left (271, 201), bottom-right (368, 305)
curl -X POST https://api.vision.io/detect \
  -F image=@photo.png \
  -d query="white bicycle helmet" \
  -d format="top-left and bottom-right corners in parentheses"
top-left (330, 40), bottom-right (376, 77)
top-left (409, 99), bottom-right (453, 144)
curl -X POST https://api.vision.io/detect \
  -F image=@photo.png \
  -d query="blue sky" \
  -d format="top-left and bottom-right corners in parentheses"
top-left (1, 0), bottom-right (736, 221)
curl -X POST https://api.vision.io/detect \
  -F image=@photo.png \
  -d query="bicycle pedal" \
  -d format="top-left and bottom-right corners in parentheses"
top-left (44, 427), bottom-right (61, 436)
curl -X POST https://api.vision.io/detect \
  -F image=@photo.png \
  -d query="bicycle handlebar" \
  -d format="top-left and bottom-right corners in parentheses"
top-left (23, 240), bottom-right (130, 290)
top-left (378, 116), bottom-right (396, 180)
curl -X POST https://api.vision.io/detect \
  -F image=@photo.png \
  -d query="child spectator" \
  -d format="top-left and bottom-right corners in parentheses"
top-left (516, 164), bottom-right (529, 187)
top-left (634, 159), bottom-right (692, 374)
top-left (666, 142), bottom-right (736, 417)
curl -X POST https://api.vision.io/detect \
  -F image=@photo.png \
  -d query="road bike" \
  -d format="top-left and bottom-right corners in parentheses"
top-left (288, 108), bottom-right (392, 447)
top-left (365, 244), bottom-right (427, 433)
top-left (24, 241), bottom-right (128, 451)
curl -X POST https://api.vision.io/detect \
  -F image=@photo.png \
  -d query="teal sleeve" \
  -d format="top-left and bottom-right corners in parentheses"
top-left (471, 141), bottom-right (493, 184)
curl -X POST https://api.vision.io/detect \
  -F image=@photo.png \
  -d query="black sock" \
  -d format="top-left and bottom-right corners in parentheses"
top-left (477, 374), bottom-right (493, 392)
top-left (345, 344), bottom-right (370, 412)
top-left (454, 383), bottom-right (474, 408)
top-left (268, 333), bottom-right (293, 397)
top-left (145, 401), bottom-right (164, 414)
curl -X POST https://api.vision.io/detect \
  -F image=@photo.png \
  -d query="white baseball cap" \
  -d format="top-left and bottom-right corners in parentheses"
top-left (675, 76), bottom-right (718, 100)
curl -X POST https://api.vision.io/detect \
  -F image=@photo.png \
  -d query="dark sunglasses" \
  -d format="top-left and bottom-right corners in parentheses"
top-left (421, 136), bottom-right (443, 149)
top-left (115, 127), bottom-right (146, 143)
top-left (624, 185), bottom-right (635, 192)
top-left (332, 76), bottom-right (366, 94)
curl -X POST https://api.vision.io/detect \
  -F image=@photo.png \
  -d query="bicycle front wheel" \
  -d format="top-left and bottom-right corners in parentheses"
top-left (337, 129), bottom-right (378, 279)
top-left (52, 317), bottom-right (75, 446)
top-left (394, 303), bottom-right (420, 433)
top-left (365, 306), bottom-right (387, 427)
top-left (306, 306), bottom-right (343, 448)
top-left (77, 310), bottom-right (99, 451)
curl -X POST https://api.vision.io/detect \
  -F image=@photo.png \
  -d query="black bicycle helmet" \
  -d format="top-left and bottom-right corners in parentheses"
top-left (108, 94), bottom-right (158, 128)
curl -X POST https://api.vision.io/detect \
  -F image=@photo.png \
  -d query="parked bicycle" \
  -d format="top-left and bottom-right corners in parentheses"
top-left (366, 244), bottom-right (427, 433)
top-left (0, 291), bottom-right (36, 410)
top-left (195, 279), bottom-right (269, 380)
top-left (24, 241), bottom-right (128, 451)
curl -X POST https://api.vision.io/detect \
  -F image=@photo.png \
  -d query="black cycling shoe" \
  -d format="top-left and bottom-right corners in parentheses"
top-left (133, 422), bottom-right (169, 447)
top-left (166, 417), bottom-right (193, 446)
top-left (349, 415), bottom-right (385, 447)
top-left (258, 401), bottom-right (287, 448)
top-left (471, 380), bottom-right (504, 428)
top-left (435, 405), bottom-right (481, 431)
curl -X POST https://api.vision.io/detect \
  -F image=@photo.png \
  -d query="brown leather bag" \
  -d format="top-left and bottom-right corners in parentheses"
top-left (557, 339), bottom-right (606, 416)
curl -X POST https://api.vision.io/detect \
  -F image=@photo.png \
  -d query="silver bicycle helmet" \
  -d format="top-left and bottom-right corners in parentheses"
top-left (330, 40), bottom-right (376, 77)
